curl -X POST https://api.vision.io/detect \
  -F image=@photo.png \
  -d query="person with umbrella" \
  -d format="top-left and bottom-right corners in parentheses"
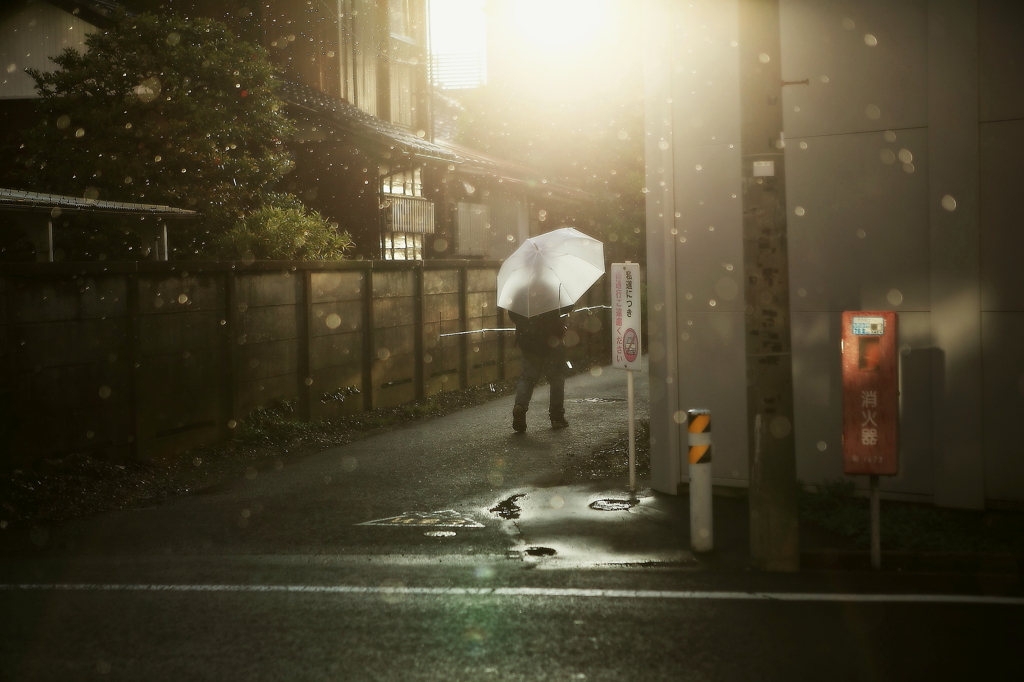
top-left (508, 306), bottom-right (571, 431)
top-left (496, 228), bottom-right (605, 432)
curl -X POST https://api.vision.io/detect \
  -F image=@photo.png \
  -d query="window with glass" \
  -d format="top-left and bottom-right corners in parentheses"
top-left (382, 232), bottom-right (423, 260)
top-left (381, 167), bottom-right (423, 196)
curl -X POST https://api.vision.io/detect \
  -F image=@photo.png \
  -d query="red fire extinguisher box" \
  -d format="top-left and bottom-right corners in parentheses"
top-left (841, 311), bottom-right (899, 475)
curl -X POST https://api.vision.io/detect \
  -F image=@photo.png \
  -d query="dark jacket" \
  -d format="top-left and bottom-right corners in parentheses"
top-left (508, 309), bottom-right (567, 355)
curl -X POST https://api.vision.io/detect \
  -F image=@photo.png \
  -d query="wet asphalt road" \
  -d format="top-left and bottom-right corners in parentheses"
top-left (2, 364), bottom-right (1023, 680)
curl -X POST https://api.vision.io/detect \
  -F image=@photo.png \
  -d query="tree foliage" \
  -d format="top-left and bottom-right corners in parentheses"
top-left (8, 11), bottom-right (302, 258)
top-left (214, 194), bottom-right (354, 261)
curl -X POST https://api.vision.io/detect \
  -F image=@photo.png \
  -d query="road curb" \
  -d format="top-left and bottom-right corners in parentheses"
top-left (800, 549), bottom-right (1023, 575)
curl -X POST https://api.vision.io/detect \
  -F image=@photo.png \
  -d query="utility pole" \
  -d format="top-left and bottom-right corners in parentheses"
top-left (738, 0), bottom-right (800, 571)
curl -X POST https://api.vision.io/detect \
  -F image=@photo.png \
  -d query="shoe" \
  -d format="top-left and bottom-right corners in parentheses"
top-left (550, 415), bottom-right (569, 429)
top-left (512, 405), bottom-right (527, 432)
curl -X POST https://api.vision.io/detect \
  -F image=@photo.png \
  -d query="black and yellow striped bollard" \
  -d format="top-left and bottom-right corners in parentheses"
top-left (688, 409), bottom-right (713, 552)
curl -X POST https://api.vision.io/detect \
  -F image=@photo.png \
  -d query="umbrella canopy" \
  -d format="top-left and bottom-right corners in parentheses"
top-left (496, 227), bottom-right (605, 317)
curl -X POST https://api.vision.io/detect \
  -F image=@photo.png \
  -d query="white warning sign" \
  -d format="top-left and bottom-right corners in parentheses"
top-left (611, 262), bottom-right (642, 370)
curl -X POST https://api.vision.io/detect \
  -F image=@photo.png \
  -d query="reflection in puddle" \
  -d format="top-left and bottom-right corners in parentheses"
top-left (489, 493), bottom-right (526, 519)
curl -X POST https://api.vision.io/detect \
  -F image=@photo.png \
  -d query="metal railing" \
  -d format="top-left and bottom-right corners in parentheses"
top-left (380, 195), bottom-right (435, 234)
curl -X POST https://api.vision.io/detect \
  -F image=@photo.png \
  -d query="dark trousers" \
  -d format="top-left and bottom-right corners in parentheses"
top-left (515, 346), bottom-right (566, 418)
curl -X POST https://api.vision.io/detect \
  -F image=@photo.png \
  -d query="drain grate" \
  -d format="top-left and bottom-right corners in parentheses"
top-left (589, 498), bottom-right (637, 512)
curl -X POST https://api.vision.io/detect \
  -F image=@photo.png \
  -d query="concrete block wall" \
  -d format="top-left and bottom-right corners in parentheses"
top-left (1, 260), bottom-right (611, 468)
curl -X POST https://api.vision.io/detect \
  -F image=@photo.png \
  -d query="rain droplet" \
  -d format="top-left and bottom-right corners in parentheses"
top-left (797, 288), bottom-right (807, 297)
top-left (341, 456), bottom-right (358, 472)
top-left (856, 229), bottom-right (867, 238)
top-left (794, 206), bottom-right (805, 216)
top-left (816, 441), bottom-right (828, 452)
top-left (758, 53), bottom-right (771, 63)
top-left (864, 34), bottom-right (878, 46)
top-left (658, 139), bottom-right (669, 150)
top-left (884, 130), bottom-right (897, 142)
top-left (769, 415), bottom-right (792, 438)
top-left (377, 348), bottom-right (391, 360)
top-left (98, 386), bottom-right (111, 399)
top-left (228, 419), bottom-right (238, 429)
top-left (887, 288), bottom-right (904, 306)
top-left (865, 104), bottom-right (881, 119)
top-left (898, 148), bottom-right (913, 164)
top-left (325, 313), bottom-right (341, 329)
top-left (177, 293), bottom-right (188, 304)
top-left (695, 164), bottom-right (702, 171)
top-left (941, 194), bottom-right (957, 211)
top-left (56, 115), bottom-right (70, 129)
top-left (74, 128), bottom-right (85, 138)
top-left (672, 410), bottom-right (687, 424)
top-left (842, 18), bottom-right (855, 30)
top-left (715, 277), bottom-right (739, 301)
top-left (549, 495), bottom-right (564, 509)
top-left (880, 149), bottom-right (896, 164)
top-left (903, 162), bottom-right (915, 174)
top-left (799, 141), bottom-right (808, 150)
top-left (820, 75), bottom-right (830, 83)
top-left (166, 32), bottom-right (180, 46)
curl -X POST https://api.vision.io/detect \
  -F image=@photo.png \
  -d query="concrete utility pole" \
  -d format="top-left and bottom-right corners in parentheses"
top-left (738, 0), bottom-right (800, 571)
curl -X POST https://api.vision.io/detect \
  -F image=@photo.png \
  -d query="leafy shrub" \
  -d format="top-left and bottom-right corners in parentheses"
top-left (215, 194), bottom-right (354, 260)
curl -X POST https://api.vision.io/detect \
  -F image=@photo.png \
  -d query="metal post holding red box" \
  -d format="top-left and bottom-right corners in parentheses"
top-left (841, 311), bottom-right (899, 476)
top-left (841, 311), bottom-right (898, 570)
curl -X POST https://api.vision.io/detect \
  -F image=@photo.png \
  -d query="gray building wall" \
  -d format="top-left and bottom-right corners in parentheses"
top-left (645, 0), bottom-right (1024, 508)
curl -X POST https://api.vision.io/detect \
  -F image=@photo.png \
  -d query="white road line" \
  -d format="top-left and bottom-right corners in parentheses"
top-left (1, 583), bottom-right (1023, 605)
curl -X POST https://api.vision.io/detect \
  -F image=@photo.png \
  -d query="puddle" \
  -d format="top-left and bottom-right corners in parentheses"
top-left (569, 397), bottom-right (626, 403)
top-left (525, 546), bottom-right (557, 557)
top-left (358, 510), bottom-right (483, 527)
top-left (489, 494), bottom-right (526, 520)
top-left (589, 499), bottom-right (637, 512)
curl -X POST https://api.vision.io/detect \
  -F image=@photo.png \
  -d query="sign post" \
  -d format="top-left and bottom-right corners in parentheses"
top-left (841, 311), bottom-right (899, 569)
top-left (612, 262), bottom-right (642, 493)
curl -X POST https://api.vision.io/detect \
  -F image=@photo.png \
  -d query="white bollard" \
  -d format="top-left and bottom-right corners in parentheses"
top-left (688, 409), bottom-right (713, 553)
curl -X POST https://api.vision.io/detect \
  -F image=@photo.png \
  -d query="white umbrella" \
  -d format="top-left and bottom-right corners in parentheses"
top-left (496, 227), bottom-right (605, 317)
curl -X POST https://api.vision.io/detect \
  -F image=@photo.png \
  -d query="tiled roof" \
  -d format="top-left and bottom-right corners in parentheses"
top-left (279, 82), bottom-right (590, 201)
top-left (47, 0), bottom-right (126, 27)
top-left (0, 187), bottom-right (198, 217)
top-left (433, 140), bottom-right (592, 202)
top-left (279, 81), bottom-right (462, 163)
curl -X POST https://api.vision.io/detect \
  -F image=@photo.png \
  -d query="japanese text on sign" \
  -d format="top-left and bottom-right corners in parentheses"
top-left (841, 311), bottom-right (898, 475)
top-left (611, 263), bottom-right (642, 370)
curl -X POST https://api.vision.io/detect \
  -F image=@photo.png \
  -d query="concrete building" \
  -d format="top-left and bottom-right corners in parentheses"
top-left (644, 0), bottom-right (1024, 509)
